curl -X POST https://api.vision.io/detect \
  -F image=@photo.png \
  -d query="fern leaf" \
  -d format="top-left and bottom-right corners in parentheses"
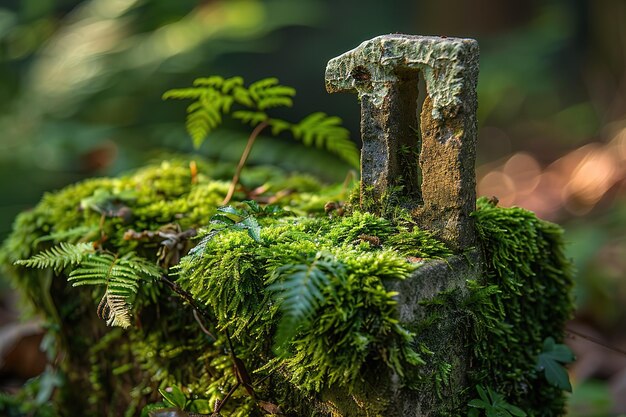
top-left (291, 112), bottom-right (360, 167)
top-left (221, 95), bottom-right (234, 113)
top-left (232, 86), bottom-right (254, 107)
top-left (15, 242), bottom-right (94, 272)
top-left (249, 77), bottom-right (279, 100)
top-left (184, 91), bottom-right (224, 148)
top-left (193, 76), bottom-right (225, 87)
top-left (257, 96), bottom-right (294, 110)
top-left (232, 110), bottom-right (268, 127)
top-left (249, 78), bottom-right (295, 110)
top-left (161, 88), bottom-right (205, 100)
top-left (120, 252), bottom-right (162, 278)
top-left (222, 76), bottom-right (244, 93)
top-left (68, 252), bottom-right (161, 328)
top-left (268, 119), bottom-right (291, 135)
top-left (68, 254), bottom-right (121, 288)
top-left (164, 81), bottom-right (232, 148)
top-left (98, 293), bottom-right (132, 328)
top-left (268, 252), bottom-right (345, 351)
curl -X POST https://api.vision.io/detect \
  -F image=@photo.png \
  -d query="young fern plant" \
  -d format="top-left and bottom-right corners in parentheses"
top-left (15, 242), bottom-right (161, 328)
top-left (266, 251), bottom-right (345, 353)
top-left (163, 76), bottom-right (360, 204)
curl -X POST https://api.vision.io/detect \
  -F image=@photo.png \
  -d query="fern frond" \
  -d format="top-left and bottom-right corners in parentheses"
top-left (183, 90), bottom-right (225, 148)
top-left (249, 77), bottom-right (280, 90)
top-left (15, 242), bottom-right (94, 272)
top-left (163, 76), bottom-right (357, 164)
top-left (164, 83), bottom-right (232, 148)
top-left (249, 78), bottom-right (295, 110)
top-left (291, 112), bottom-right (359, 167)
top-left (68, 252), bottom-right (161, 328)
top-left (258, 96), bottom-right (294, 111)
top-left (268, 252), bottom-right (345, 351)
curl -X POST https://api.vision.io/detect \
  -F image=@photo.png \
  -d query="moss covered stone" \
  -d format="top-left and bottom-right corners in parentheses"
top-left (0, 158), bottom-right (573, 417)
top-left (325, 35), bottom-right (479, 250)
top-left (1, 33), bottom-right (575, 417)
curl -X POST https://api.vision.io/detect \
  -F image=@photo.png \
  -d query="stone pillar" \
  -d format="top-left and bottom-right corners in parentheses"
top-left (325, 35), bottom-right (479, 250)
top-left (323, 35), bottom-right (482, 416)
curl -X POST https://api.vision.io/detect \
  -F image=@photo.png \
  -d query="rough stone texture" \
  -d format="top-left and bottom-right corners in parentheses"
top-left (384, 251), bottom-right (480, 417)
top-left (319, 252), bottom-right (481, 417)
top-left (324, 34), bottom-right (482, 416)
top-left (326, 34), bottom-right (479, 250)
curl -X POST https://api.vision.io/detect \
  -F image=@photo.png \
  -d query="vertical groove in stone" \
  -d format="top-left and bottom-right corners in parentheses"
top-left (326, 35), bottom-right (479, 250)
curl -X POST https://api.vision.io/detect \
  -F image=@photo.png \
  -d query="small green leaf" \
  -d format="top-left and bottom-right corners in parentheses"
top-left (468, 386), bottom-right (527, 417)
top-left (502, 403), bottom-right (527, 417)
top-left (213, 206), bottom-right (245, 224)
top-left (536, 337), bottom-right (575, 391)
top-left (468, 408), bottom-right (480, 417)
top-left (189, 399), bottom-right (211, 413)
top-left (140, 403), bottom-right (167, 417)
top-left (468, 399), bottom-right (488, 408)
top-left (241, 217), bottom-right (261, 243)
top-left (540, 358), bottom-right (572, 392)
top-left (242, 200), bottom-right (261, 213)
top-left (217, 205), bottom-right (243, 216)
top-left (35, 369), bottom-right (62, 405)
top-left (476, 385), bottom-right (489, 402)
top-left (159, 386), bottom-right (186, 409)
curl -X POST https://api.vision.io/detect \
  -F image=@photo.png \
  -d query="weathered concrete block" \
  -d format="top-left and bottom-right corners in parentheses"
top-left (326, 35), bottom-right (479, 250)
top-left (385, 252), bottom-right (480, 417)
top-left (321, 252), bottom-right (480, 417)
top-left (324, 34), bottom-right (481, 416)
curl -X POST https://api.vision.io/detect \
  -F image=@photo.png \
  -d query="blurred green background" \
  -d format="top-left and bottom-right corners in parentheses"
top-left (1, 0), bottom-right (625, 415)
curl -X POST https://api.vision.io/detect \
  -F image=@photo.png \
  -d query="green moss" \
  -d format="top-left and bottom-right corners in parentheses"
top-left (467, 197), bottom-right (574, 416)
top-left (176, 216), bottom-right (425, 396)
top-left (0, 164), bottom-right (574, 417)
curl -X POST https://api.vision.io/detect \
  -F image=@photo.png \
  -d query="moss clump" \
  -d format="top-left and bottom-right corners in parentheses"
top-left (0, 159), bottom-right (358, 416)
top-left (467, 197), bottom-right (574, 416)
top-left (0, 162), bottom-right (574, 417)
top-left (177, 222), bottom-right (426, 394)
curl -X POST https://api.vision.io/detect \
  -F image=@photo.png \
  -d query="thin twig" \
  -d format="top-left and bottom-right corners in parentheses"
top-left (214, 382), bottom-right (240, 414)
top-left (566, 326), bottom-right (626, 357)
top-left (193, 309), bottom-right (215, 340)
top-left (341, 169), bottom-right (357, 197)
top-left (160, 275), bottom-right (216, 340)
top-left (222, 120), bottom-right (270, 205)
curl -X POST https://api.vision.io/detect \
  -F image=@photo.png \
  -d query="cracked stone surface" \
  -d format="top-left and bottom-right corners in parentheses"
top-left (326, 34), bottom-right (479, 250)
